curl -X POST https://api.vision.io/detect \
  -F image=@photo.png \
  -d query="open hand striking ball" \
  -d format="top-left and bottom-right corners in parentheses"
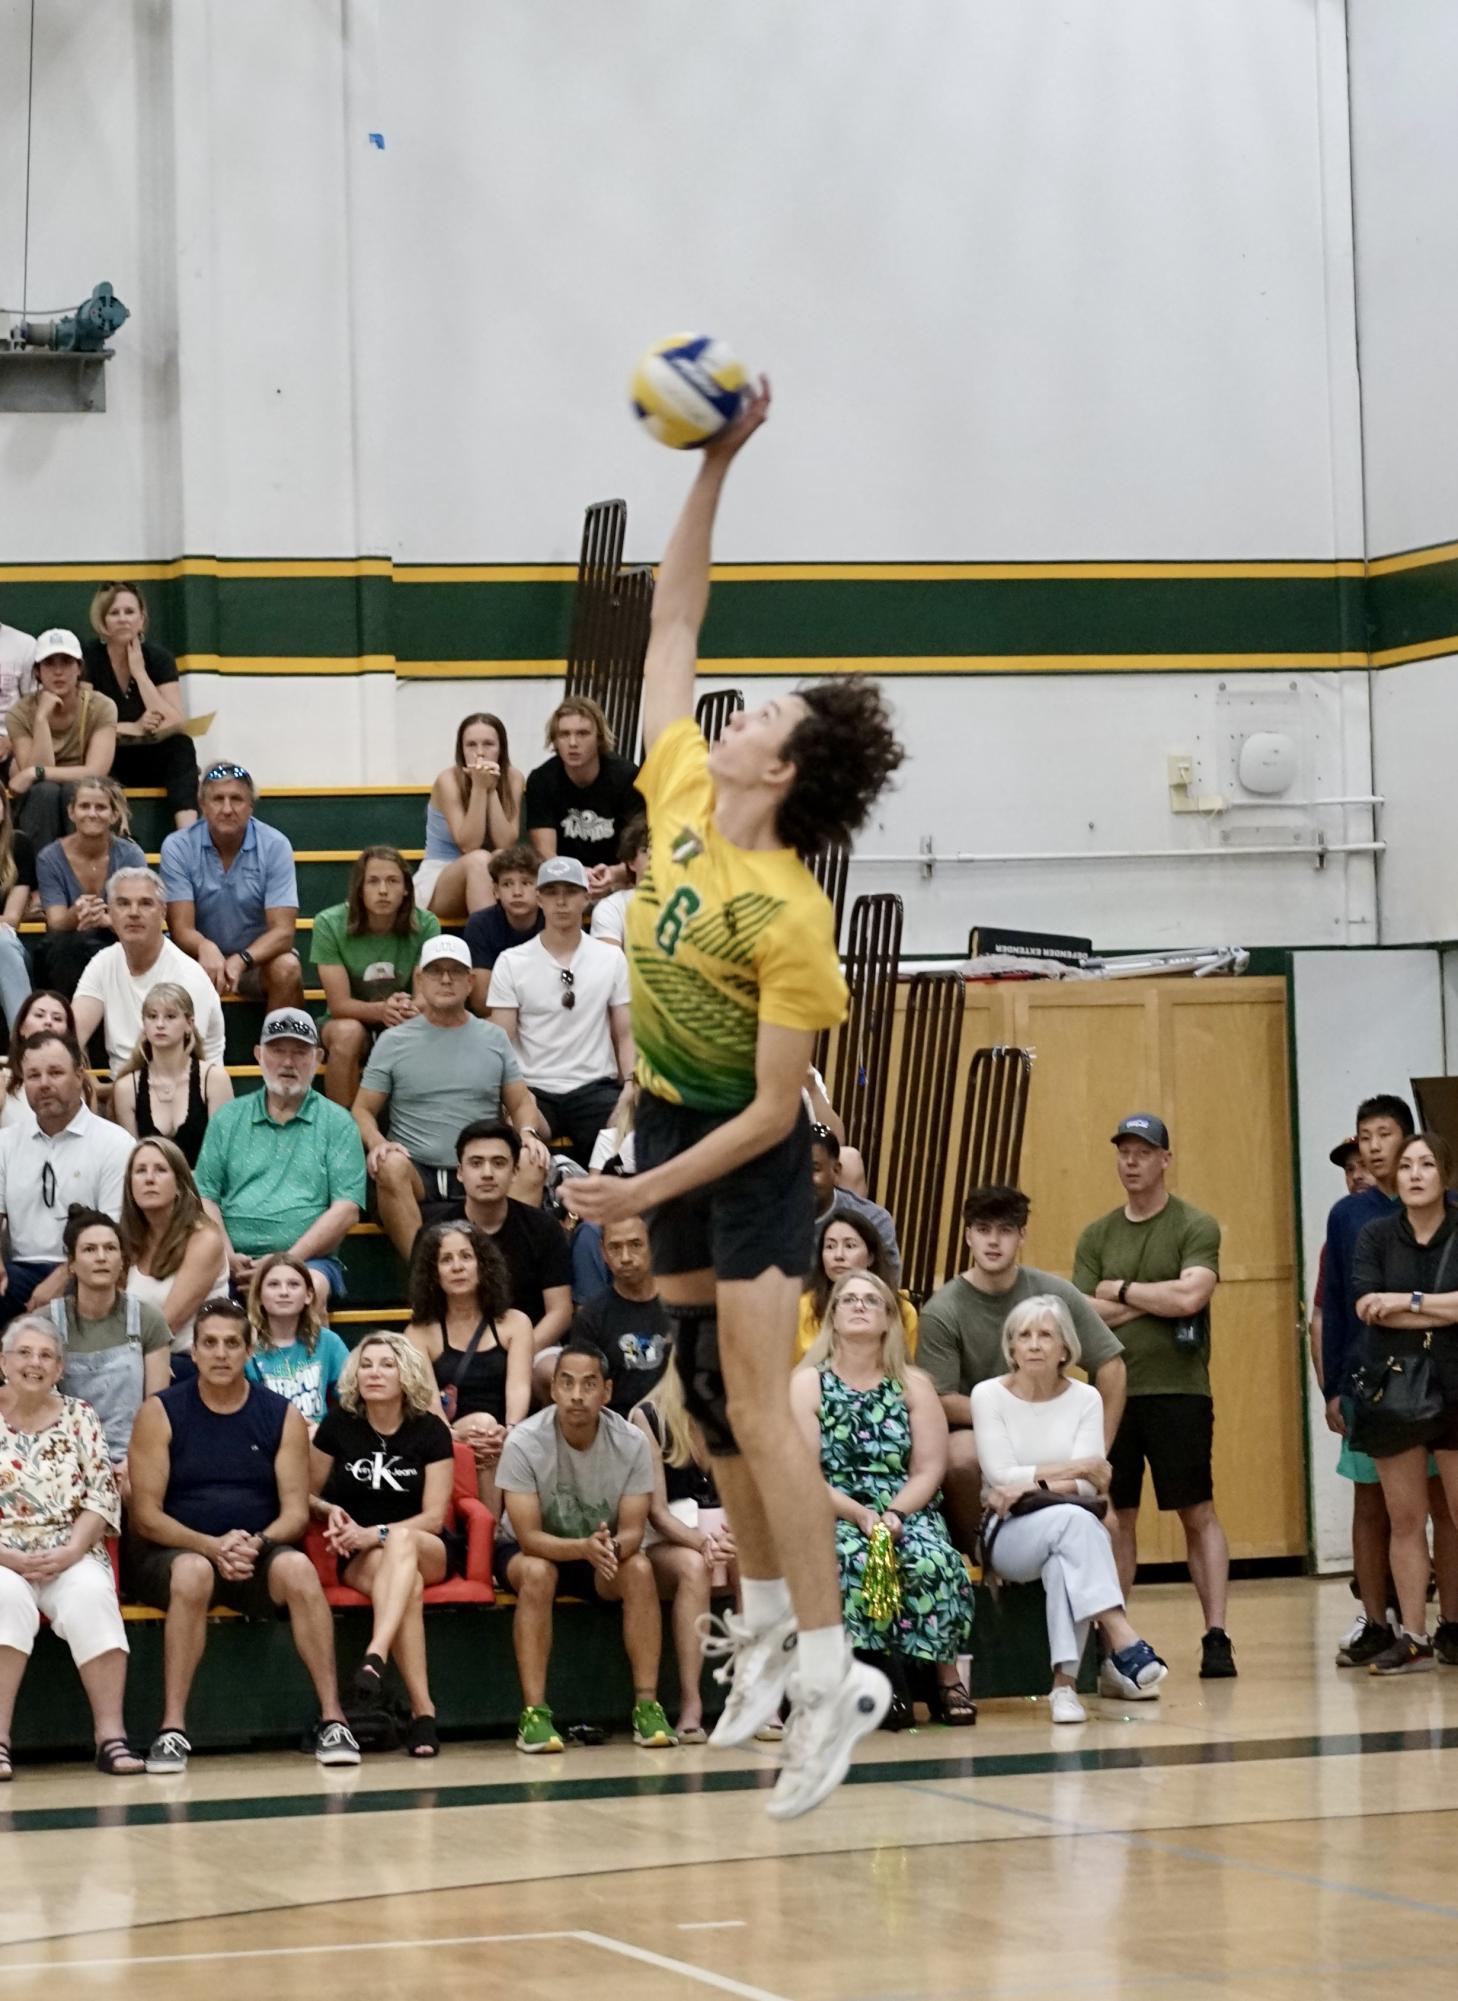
top-left (630, 333), bottom-right (749, 448)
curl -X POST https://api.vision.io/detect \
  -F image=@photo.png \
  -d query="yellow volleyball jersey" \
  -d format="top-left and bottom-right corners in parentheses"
top-left (626, 718), bottom-right (848, 1113)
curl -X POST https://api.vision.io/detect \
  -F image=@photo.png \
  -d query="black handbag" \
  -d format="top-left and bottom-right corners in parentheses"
top-left (1348, 1235), bottom-right (1455, 1457)
top-left (976, 1487), bottom-right (1109, 1583)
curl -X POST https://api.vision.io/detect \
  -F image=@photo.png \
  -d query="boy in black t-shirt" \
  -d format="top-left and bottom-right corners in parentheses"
top-left (465, 844), bottom-right (545, 1014)
top-left (423, 1120), bottom-right (575, 1353)
top-left (569, 1215), bottom-right (672, 1416)
top-left (524, 696), bottom-right (644, 891)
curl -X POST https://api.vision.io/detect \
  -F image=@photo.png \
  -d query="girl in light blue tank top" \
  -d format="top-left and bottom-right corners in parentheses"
top-left (416, 712), bottom-right (524, 917)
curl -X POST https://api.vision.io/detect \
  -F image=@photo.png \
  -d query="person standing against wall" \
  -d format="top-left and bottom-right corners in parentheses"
top-left (1320, 1094), bottom-right (1458, 1668)
top-left (1073, 1114), bottom-right (1234, 1684)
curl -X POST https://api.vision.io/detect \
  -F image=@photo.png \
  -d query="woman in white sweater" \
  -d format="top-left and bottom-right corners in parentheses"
top-left (970, 1295), bottom-right (1167, 1723)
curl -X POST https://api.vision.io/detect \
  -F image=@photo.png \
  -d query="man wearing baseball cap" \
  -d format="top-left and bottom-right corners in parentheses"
top-left (5, 628), bottom-right (119, 847)
top-left (1074, 1113), bottom-right (1232, 1685)
top-left (353, 933), bottom-right (553, 1259)
top-left (194, 1009), bottom-right (366, 1311)
top-left (487, 856), bottom-right (635, 1169)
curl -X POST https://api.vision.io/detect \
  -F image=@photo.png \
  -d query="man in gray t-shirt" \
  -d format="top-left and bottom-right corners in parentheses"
top-left (919, 1185), bottom-right (1127, 1551)
top-left (351, 934), bottom-right (552, 1256)
top-left (494, 1341), bottom-right (676, 1754)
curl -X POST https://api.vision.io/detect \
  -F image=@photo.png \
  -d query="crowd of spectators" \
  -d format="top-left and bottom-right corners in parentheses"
top-left (6, 596), bottom-right (1440, 1782)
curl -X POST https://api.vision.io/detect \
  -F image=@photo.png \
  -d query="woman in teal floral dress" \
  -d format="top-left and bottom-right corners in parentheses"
top-left (790, 1272), bottom-right (975, 1724)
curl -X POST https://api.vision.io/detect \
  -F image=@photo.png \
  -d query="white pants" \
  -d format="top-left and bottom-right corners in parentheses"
top-left (988, 1506), bottom-right (1122, 1675)
top-left (0, 1556), bottom-right (129, 1666)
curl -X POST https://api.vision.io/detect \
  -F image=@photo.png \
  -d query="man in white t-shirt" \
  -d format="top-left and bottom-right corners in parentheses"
top-left (72, 867), bottom-right (226, 1073)
top-left (488, 855), bottom-right (634, 1167)
top-left (0, 622), bottom-right (36, 780)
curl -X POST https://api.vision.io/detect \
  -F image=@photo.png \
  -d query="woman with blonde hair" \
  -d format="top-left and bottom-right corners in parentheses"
top-left (0, 785), bottom-right (38, 1035)
top-left (630, 1361), bottom-right (736, 1744)
top-left (110, 982), bottom-right (232, 1164)
top-left (33, 776), bottom-right (144, 995)
top-left (81, 581), bottom-right (198, 829)
top-left (310, 1331), bottom-right (456, 1756)
top-left (971, 1294), bottom-right (1167, 1723)
top-left (790, 1272), bottom-right (975, 1726)
top-left (120, 1137), bottom-right (229, 1356)
top-left (245, 1253), bottom-right (350, 1429)
top-left (415, 714), bottom-right (525, 918)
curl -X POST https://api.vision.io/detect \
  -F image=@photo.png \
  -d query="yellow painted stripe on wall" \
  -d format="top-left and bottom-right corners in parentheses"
top-left (1370, 634), bottom-right (1458, 667)
top-left (1366, 541), bottom-right (1458, 577)
top-left (709, 559), bottom-right (1368, 582)
top-left (178, 654), bottom-right (397, 675)
top-left (396, 650), bottom-right (1371, 678)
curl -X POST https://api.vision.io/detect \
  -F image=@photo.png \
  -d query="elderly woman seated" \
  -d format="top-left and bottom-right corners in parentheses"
top-left (790, 1271), bottom-right (975, 1727)
top-left (310, 1331), bottom-right (456, 1758)
top-left (0, 1314), bottom-right (143, 1777)
top-left (970, 1294), bottom-right (1167, 1723)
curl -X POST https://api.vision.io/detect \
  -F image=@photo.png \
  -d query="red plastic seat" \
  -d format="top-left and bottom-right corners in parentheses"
top-left (305, 1442), bottom-right (495, 1606)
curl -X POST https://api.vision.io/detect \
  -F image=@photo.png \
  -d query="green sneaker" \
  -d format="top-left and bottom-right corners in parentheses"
top-left (515, 1705), bottom-right (564, 1754)
top-left (632, 1699), bottom-right (678, 1748)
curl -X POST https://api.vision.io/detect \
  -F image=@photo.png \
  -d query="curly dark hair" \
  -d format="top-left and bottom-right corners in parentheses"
top-left (408, 1219), bottom-right (512, 1328)
top-left (776, 678), bottom-right (905, 857)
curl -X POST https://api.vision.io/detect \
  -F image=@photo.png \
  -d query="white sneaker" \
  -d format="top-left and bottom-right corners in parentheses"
top-left (314, 1720), bottom-right (361, 1767)
top-left (1049, 1686), bottom-right (1087, 1725)
top-left (699, 1609), bottom-right (799, 1748)
top-left (1336, 1611), bottom-right (1368, 1660)
top-left (764, 1656), bottom-right (891, 1821)
top-left (1097, 1653), bottom-right (1165, 1702)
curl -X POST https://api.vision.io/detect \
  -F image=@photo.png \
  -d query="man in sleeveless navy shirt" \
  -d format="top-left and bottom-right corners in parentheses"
top-left (127, 1297), bottom-right (360, 1772)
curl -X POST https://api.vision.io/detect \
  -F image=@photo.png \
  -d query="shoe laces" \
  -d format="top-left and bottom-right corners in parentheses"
top-left (153, 1730), bottom-right (188, 1757)
top-left (695, 1609), bottom-right (755, 1690)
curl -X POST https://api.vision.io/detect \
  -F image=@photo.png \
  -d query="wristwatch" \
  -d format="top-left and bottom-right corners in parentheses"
top-left (1411, 1290), bottom-right (1424, 1313)
top-left (377, 1524), bottom-right (391, 1545)
top-left (256, 1533), bottom-right (274, 1557)
top-left (238, 948), bottom-right (255, 970)
top-left (33, 765), bottom-right (43, 785)
top-left (1117, 1281), bottom-right (1131, 1306)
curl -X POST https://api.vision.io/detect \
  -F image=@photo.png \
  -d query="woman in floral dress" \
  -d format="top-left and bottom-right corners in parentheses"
top-left (791, 1272), bottom-right (975, 1724)
top-left (0, 1314), bottom-right (142, 1777)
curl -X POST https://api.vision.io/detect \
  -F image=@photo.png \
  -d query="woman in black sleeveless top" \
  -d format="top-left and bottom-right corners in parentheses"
top-left (111, 982), bottom-right (232, 1167)
top-left (405, 1221), bottom-right (532, 1497)
top-left (630, 1366), bottom-right (735, 1744)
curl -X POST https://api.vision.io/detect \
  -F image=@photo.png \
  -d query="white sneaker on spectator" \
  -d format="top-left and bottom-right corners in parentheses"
top-left (1049, 1687), bottom-right (1087, 1725)
top-left (315, 1720), bottom-right (361, 1767)
top-left (144, 1728), bottom-right (191, 1775)
top-left (765, 1656), bottom-right (890, 1821)
top-left (699, 1609), bottom-right (799, 1748)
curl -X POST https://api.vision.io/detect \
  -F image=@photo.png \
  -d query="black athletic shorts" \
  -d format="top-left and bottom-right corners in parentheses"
top-left (492, 1543), bottom-right (602, 1601)
top-left (1109, 1394), bottom-right (1215, 1513)
top-left (633, 1093), bottom-right (816, 1284)
top-left (127, 1538), bottom-right (295, 1619)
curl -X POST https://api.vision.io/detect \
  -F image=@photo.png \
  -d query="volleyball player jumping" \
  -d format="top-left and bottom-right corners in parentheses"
top-left (564, 382), bottom-right (905, 1817)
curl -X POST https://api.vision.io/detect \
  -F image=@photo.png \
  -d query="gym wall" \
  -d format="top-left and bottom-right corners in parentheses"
top-left (0, 0), bottom-right (1384, 957)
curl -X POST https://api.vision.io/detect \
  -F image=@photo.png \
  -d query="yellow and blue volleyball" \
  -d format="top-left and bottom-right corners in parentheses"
top-left (630, 333), bottom-right (748, 448)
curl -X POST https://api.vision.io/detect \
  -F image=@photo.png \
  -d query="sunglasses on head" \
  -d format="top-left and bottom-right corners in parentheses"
top-left (202, 763), bottom-right (250, 785)
top-left (560, 969), bottom-right (576, 1012)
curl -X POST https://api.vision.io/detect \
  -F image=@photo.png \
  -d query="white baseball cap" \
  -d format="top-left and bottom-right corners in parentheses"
top-left (420, 934), bottom-right (472, 970)
top-left (34, 627), bottom-right (83, 662)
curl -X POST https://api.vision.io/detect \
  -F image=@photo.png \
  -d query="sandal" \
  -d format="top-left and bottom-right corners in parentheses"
top-left (403, 1714), bottom-right (439, 1758)
top-left (677, 1722), bottom-right (708, 1745)
top-left (933, 1678), bottom-right (978, 1727)
top-left (353, 1652), bottom-right (386, 1703)
top-left (0, 1740), bottom-right (12, 1783)
top-left (95, 1737), bottom-right (145, 1775)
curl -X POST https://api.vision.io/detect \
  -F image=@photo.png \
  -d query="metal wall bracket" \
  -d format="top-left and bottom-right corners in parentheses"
top-left (0, 347), bottom-right (114, 412)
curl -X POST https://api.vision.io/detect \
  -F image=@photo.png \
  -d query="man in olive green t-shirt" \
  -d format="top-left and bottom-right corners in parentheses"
top-left (1073, 1113), bottom-right (1233, 1682)
top-left (918, 1184), bottom-right (1127, 1551)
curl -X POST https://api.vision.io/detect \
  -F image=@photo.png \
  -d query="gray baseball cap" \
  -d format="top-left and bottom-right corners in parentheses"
top-left (1110, 1113), bottom-right (1170, 1150)
top-left (260, 1008), bottom-right (320, 1047)
top-left (536, 855), bottom-right (590, 890)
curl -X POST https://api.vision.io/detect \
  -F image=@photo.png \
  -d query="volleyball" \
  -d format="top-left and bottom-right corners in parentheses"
top-left (630, 332), bottom-right (749, 448)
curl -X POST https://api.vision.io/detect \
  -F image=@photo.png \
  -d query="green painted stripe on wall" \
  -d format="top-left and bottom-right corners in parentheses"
top-left (5, 552), bottom-right (1454, 672)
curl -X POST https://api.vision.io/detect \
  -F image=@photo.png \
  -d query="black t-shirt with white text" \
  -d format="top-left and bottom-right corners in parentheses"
top-left (313, 1407), bottom-right (454, 1528)
top-left (524, 752), bottom-right (644, 870)
top-left (570, 1288), bottom-right (672, 1416)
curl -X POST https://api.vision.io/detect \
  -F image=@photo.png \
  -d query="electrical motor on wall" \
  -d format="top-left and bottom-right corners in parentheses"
top-left (0, 281), bottom-right (129, 413)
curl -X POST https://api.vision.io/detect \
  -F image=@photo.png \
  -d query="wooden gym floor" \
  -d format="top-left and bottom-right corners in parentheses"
top-left (3, 1576), bottom-right (1457, 1999)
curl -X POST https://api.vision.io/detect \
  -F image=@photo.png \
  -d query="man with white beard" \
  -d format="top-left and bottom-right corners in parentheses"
top-left (194, 1011), bottom-right (365, 1315)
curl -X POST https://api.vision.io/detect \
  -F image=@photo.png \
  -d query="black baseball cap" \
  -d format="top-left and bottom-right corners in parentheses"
top-left (1110, 1113), bottom-right (1170, 1150)
top-left (1329, 1136), bottom-right (1361, 1169)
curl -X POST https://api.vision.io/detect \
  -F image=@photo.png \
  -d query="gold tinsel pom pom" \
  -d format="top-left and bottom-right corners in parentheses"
top-left (862, 1520), bottom-right (902, 1626)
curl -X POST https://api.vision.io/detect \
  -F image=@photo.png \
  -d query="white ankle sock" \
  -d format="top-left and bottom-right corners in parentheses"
top-left (795, 1624), bottom-right (849, 1695)
top-left (740, 1576), bottom-right (793, 1631)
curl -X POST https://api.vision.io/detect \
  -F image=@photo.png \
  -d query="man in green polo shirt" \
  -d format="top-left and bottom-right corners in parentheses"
top-left (194, 1010), bottom-right (366, 1313)
top-left (1073, 1113), bottom-right (1232, 1683)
